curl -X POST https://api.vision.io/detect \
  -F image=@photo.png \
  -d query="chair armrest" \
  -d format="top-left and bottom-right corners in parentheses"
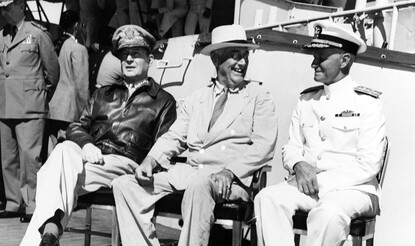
top-left (170, 156), bottom-right (187, 164)
top-left (169, 157), bottom-right (272, 197)
top-left (252, 165), bottom-right (272, 197)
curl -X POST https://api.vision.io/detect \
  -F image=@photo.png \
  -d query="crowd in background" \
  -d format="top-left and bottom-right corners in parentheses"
top-left (65, 0), bottom-right (215, 51)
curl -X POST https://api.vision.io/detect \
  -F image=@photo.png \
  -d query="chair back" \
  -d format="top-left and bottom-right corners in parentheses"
top-left (377, 136), bottom-right (390, 187)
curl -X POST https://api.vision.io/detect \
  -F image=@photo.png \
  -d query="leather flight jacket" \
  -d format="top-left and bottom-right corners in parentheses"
top-left (66, 78), bottom-right (177, 164)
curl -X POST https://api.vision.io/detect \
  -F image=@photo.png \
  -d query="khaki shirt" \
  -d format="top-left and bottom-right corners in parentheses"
top-left (0, 21), bottom-right (59, 119)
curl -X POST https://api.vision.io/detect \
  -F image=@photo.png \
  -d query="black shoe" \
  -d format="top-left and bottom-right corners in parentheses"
top-left (0, 201), bottom-right (5, 212)
top-left (20, 214), bottom-right (33, 223)
top-left (0, 210), bottom-right (24, 218)
top-left (39, 233), bottom-right (59, 246)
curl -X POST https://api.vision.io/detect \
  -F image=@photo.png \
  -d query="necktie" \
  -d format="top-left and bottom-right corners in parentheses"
top-left (208, 88), bottom-right (228, 131)
top-left (11, 26), bottom-right (17, 41)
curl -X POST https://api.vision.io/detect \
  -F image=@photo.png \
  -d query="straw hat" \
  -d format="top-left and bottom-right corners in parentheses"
top-left (201, 24), bottom-right (259, 55)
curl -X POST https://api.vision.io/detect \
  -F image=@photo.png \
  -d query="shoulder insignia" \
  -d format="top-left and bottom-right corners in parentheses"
top-left (300, 85), bottom-right (324, 94)
top-left (354, 86), bottom-right (382, 98)
top-left (31, 21), bottom-right (47, 31)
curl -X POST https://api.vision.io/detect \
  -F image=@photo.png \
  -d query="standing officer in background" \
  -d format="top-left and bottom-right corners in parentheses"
top-left (255, 20), bottom-right (386, 246)
top-left (47, 9), bottom-right (89, 153)
top-left (0, 0), bottom-right (59, 222)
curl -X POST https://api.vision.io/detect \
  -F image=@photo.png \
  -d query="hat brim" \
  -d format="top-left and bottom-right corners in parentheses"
top-left (201, 42), bottom-right (259, 55)
top-left (0, 1), bottom-right (13, 7)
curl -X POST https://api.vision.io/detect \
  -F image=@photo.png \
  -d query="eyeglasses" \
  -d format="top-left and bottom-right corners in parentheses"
top-left (119, 48), bottom-right (147, 61)
top-left (225, 49), bottom-right (250, 61)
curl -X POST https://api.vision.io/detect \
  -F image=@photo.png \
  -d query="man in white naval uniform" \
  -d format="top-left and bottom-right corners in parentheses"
top-left (254, 20), bottom-right (386, 246)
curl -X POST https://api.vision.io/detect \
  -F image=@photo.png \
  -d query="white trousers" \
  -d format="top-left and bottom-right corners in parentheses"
top-left (254, 182), bottom-right (379, 246)
top-left (20, 141), bottom-right (138, 246)
top-left (112, 163), bottom-right (250, 246)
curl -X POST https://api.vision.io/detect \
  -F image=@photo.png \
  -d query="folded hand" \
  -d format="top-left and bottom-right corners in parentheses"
top-left (135, 156), bottom-right (158, 186)
top-left (82, 143), bottom-right (104, 165)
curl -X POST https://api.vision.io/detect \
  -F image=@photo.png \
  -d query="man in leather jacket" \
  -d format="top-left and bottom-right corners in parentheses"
top-left (20, 25), bottom-right (177, 246)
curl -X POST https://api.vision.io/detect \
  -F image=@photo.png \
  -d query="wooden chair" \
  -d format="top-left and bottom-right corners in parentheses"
top-left (154, 162), bottom-right (271, 246)
top-left (65, 157), bottom-right (271, 246)
top-left (293, 137), bottom-right (390, 246)
top-left (65, 188), bottom-right (121, 246)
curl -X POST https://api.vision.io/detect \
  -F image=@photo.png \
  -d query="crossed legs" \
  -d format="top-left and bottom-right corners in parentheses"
top-left (20, 141), bottom-right (138, 246)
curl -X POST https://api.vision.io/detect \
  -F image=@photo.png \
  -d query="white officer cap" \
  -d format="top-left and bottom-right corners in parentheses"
top-left (303, 20), bottom-right (367, 55)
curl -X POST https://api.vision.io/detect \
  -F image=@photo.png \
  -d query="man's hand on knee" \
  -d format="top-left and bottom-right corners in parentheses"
top-left (135, 156), bottom-right (159, 186)
top-left (293, 161), bottom-right (321, 197)
top-left (82, 143), bottom-right (104, 165)
top-left (210, 169), bottom-right (234, 200)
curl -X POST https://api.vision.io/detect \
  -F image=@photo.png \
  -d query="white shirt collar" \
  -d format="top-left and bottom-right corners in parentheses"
top-left (213, 81), bottom-right (225, 96)
top-left (15, 18), bottom-right (24, 30)
top-left (63, 32), bottom-right (77, 42)
top-left (324, 76), bottom-right (355, 97)
top-left (212, 78), bottom-right (240, 96)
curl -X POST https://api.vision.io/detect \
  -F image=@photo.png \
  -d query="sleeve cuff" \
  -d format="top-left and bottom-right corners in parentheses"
top-left (148, 149), bottom-right (173, 169)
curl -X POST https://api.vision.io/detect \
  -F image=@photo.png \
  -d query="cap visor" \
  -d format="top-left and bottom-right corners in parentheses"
top-left (302, 42), bottom-right (332, 50)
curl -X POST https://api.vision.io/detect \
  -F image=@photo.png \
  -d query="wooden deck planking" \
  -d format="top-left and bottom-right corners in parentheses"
top-left (0, 209), bottom-right (180, 246)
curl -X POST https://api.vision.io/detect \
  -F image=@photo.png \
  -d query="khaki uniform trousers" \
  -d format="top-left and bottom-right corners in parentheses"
top-left (112, 163), bottom-right (250, 246)
top-left (254, 181), bottom-right (379, 246)
top-left (0, 118), bottom-right (45, 214)
top-left (20, 141), bottom-right (138, 246)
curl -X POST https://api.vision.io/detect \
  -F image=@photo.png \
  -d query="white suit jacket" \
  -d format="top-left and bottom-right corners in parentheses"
top-left (149, 80), bottom-right (278, 188)
top-left (283, 76), bottom-right (386, 199)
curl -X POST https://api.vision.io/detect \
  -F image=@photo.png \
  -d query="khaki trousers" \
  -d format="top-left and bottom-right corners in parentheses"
top-left (112, 163), bottom-right (250, 246)
top-left (0, 118), bottom-right (45, 214)
top-left (20, 141), bottom-right (138, 246)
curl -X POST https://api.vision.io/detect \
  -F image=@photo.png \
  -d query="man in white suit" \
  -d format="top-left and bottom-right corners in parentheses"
top-left (112, 24), bottom-right (278, 246)
top-left (254, 21), bottom-right (386, 246)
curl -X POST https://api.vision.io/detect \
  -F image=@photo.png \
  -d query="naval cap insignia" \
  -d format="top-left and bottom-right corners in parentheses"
top-left (313, 25), bottom-right (322, 38)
